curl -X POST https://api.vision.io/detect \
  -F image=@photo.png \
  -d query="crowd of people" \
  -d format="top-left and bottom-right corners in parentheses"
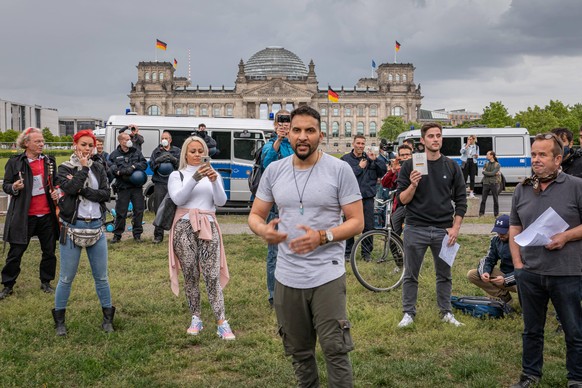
top-left (1, 116), bottom-right (581, 388)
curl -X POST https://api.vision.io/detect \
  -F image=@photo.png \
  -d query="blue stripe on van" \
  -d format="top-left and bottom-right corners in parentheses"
top-left (450, 157), bottom-right (531, 168)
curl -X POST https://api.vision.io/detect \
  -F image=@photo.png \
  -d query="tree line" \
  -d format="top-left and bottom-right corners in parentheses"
top-left (0, 128), bottom-right (73, 143)
top-left (380, 100), bottom-right (582, 141)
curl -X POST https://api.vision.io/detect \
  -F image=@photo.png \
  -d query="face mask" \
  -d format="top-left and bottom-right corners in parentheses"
top-left (564, 146), bottom-right (570, 156)
top-left (161, 139), bottom-right (169, 147)
top-left (126, 140), bottom-right (133, 148)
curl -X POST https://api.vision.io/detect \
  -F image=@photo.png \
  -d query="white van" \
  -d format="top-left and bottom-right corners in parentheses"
top-left (102, 115), bottom-right (273, 210)
top-left (395, 127), bottom-right (531, 188)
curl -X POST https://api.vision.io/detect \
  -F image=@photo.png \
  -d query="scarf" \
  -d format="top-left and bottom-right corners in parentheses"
top-left (522, 169), bottom-right (560, 194)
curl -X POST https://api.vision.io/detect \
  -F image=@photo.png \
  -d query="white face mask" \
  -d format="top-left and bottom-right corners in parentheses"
top-left (126, 140), bottom-right (133, 148)
top-left (161, 139), bottom-right (169, 147)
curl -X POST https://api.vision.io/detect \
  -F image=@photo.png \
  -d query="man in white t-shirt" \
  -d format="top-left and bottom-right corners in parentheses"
top-left (248, 106), bottom-right (363, 387)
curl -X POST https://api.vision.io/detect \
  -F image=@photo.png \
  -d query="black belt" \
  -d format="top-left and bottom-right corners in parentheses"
top-left (79, 217), bottom-right (101, 222)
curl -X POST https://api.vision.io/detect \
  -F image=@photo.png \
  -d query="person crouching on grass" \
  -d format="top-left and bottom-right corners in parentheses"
top-left (52, 130), bottom-right (114, 336)
top-left (167, 136), bottom-right (235, 340)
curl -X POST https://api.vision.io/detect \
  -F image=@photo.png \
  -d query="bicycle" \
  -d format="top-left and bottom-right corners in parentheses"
top-left (350, 190), bottom-right (405, 292)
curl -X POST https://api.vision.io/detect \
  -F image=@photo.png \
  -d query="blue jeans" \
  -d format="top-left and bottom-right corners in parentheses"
top-left (516, 269), bottom-right (582, 381)
top-left (402, 225), bottom-right (452, 317)
top-left (55, 220), bottom-right (112, 310)
top-left (266, 204), bottom-right (278, 302)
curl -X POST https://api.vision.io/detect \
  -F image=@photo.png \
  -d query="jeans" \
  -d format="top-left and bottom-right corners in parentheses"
top-left (266, 204), bottom-right (279, 302)
top-left (55, 219), bottom-right (112, 310)
top-left (274, 275), bottom-right (354, 388)
top-left (345, 197), bottom-right (374, 258)
top-left (479, 183), bottom-right (499, 216)
top-left (402, 225), bottom-right (452, 317)
top-left (516, 269), bottom-right (582, 381)
top-left (153, 183), bottom-right (168, 240)
top-left (390, 205), bottom-right (406, 237)
top-left (1, 214), bottom-right (57, 287)
top-left (113, 186), bottom-right (144, 238)
top-left (462, 159), bottom-right (477, 191)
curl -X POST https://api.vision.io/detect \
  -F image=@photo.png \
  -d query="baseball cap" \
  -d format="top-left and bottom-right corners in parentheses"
top-left (491, 214), bottom-right (509, 234)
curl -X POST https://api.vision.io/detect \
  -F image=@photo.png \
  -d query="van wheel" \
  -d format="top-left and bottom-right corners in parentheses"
top-left (147, 194), bottom-right (155, 212)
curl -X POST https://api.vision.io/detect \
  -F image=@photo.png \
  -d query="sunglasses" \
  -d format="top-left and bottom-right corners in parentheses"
top-left (535, 133), bottom-right (563, 151)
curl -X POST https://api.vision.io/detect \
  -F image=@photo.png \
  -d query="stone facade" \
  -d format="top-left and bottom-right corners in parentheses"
top-left (128, 47), bottom-right (422, 152)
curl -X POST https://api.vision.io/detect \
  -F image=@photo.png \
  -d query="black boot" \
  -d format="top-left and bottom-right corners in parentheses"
top-left (101, 306), bottom-right (116, 333)
top-left (52, 308), bottom-right (67, 336)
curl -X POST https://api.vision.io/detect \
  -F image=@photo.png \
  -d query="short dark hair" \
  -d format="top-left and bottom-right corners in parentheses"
top-left (420, 122), bottom-right (442, 138)
top-left (198, 123), bottom-right (206, 129)
top-left (290, 106), bottom-right (321, 128)
top-left (398, 144), bottom-right (413, 154)
top-left (353, 134), bottom-right (366, 142)
top-left (550, 127), bottom-right (573, 143)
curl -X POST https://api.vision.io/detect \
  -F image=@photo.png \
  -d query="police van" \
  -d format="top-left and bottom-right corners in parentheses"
top-left (102, 115), bottom-right (272, 210)
top-left (395, 127), bottom-right (531, 189)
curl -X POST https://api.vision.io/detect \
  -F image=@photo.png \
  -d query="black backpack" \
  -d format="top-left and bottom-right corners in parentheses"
top-left (248, 145), bottom-right (264, 197)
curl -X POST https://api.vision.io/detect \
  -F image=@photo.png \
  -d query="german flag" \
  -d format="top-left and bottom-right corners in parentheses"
top-left (173, 58), bottom-right (178, 68)
top-left (156, 39), bottom-right (167, 51)
top-left (328, 87), bottom-right (339, 103)
top-left (395, 41), bottom-right (401, 52)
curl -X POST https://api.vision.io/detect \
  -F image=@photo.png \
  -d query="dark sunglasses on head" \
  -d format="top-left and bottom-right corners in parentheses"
top-left (277, 115), bottom-right (291, 123)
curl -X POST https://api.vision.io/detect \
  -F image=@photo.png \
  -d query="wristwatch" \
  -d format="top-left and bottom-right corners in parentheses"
top-left (325, 229), bottom-right (334, 243)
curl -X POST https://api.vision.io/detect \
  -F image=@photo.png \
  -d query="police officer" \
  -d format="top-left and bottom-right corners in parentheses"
top-left (149, 131), bottom-right (180, 243)
top-left (108, 132), bottom-right (147, 243)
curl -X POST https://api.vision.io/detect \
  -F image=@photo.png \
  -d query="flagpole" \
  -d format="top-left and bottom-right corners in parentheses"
top-left (155, 40), bottom-right (158, 62)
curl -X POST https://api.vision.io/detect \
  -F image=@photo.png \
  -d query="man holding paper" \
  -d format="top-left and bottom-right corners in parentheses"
top-left (395, 122), bottom-right (467, 328)
top-left (508, 133), bottom-right (582, 388)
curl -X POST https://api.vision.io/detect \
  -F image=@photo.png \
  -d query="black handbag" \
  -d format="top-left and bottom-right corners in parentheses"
top-left (153, 172), bottom-right (182, 231)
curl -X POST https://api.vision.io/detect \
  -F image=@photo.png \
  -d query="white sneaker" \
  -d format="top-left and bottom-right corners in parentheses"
top-left (468, 192), bottom-right (476, 199)
top-left (442, 312), bottom-right (464, 327)
top-left (397, 313), bottom-right (414, 328)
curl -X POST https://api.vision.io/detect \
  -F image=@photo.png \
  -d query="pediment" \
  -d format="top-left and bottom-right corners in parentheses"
top-left (241, 79), bottom-right (314, 98)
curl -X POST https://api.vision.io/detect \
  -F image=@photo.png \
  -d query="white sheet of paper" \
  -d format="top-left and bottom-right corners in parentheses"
top-left (439, 234), bottom-right (460, 267)
top-left (412, 152), bottom-right (428, 175)
top-left (514, 207), bottom-right (569, 247)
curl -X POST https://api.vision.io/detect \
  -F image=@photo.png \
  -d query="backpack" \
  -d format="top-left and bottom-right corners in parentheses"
top-left (248, 145), bottom-right (264, 197)
top-left (451, 295), bottom-right (510, 319)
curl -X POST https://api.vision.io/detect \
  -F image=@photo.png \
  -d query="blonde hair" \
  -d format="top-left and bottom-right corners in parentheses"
top-left (179, 136), bottom-right (209, 169)
top-left (16, 127), bottom-right (43, 149)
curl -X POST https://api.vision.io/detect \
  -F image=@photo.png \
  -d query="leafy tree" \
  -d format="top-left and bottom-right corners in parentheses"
top-left (1, 129), bottom-right (20, 143)
top-left (514, 105), bottom-right (559, 135)
top-left (379, 116), bottom-right (408, 141)
top-left (481, 101), bottom-right (513, 127)
top-left (42, 127), bottom-right (55, 143)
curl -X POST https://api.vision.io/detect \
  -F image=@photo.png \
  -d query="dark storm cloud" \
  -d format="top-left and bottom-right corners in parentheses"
top-left (0, 0), bottom-right (580, 117)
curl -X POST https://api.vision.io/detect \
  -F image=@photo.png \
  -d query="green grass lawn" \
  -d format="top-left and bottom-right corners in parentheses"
top-left (0, 231), bottom-right (570, 387)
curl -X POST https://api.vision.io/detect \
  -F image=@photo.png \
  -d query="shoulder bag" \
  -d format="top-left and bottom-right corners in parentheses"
top-left (153, 172), bottom-right (183, 231)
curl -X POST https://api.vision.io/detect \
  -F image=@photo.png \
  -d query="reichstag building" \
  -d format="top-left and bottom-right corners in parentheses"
top-left (128, 46), bottom-right (422, 152)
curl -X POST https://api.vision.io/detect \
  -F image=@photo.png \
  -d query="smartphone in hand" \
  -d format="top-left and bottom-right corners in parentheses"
top-left (201, 156), bottom-right (211, 164)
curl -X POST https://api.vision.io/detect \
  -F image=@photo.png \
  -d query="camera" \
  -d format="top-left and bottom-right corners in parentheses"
top-left (277, 115), bottom-right (291, 123)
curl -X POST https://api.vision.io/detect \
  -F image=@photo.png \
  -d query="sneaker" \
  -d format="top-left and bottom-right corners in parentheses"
top-left (187, 315), bottom-right (203, 335)
top-left (40, 282), bottom-right (55, 294)
top-left (397, 313), bottom-right (414, 328)
top-left (510, 374), bottom-right (539, 387)
top-left (133, 236), bottom-right (142, 243)
top-left (469, 192), bottom-right (476, 199)
top-left (217, 320), bottom-right (236, 340)
top-left (153, 237), bottom-right (163, 244)
top-left (442, 312), bottom-right (464, 327)
top-left (0, 286), bottom-right (13, 300)
top-left (111, 235), bottom-right (121, 244)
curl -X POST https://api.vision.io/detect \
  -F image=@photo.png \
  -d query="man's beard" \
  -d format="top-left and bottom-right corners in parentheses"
top-left (294, 143), bottom-right (315, 161)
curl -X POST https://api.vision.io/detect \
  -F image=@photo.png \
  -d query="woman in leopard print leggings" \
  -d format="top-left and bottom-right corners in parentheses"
top-left (167, 136), bottom-right (235, 340)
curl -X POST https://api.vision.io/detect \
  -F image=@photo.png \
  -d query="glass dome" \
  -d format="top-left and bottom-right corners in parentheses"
top-left (245, 46), bottom-right (308, 78)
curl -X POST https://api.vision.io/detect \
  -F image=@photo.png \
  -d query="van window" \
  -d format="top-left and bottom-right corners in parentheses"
top-left (475, 137), bottom-right (492, 155)
top-left (441, 137), bottom-right (461, 156)
top-left (212, 132), bottom-right (231, 160)
top-left (496, 136), bottom-right (524, 156)
top-left (167, 130), bottom-right (193, 151)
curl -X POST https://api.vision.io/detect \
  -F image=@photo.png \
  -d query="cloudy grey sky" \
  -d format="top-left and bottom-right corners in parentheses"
top-left (1, 0), bottom-right (581, 120)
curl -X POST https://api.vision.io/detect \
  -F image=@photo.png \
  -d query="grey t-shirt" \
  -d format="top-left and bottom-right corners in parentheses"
top-left (257, 152), bottom-right (362, 288)
top-left (510, 172), bottom-right (582, 276)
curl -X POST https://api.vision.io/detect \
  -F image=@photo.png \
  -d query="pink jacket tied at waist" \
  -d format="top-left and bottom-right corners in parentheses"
top-left (168, 207), bottom-right (230, 296)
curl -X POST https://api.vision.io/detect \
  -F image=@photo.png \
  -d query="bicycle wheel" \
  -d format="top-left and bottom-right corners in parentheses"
top-left (350, 229), bottom-right (405, 292)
